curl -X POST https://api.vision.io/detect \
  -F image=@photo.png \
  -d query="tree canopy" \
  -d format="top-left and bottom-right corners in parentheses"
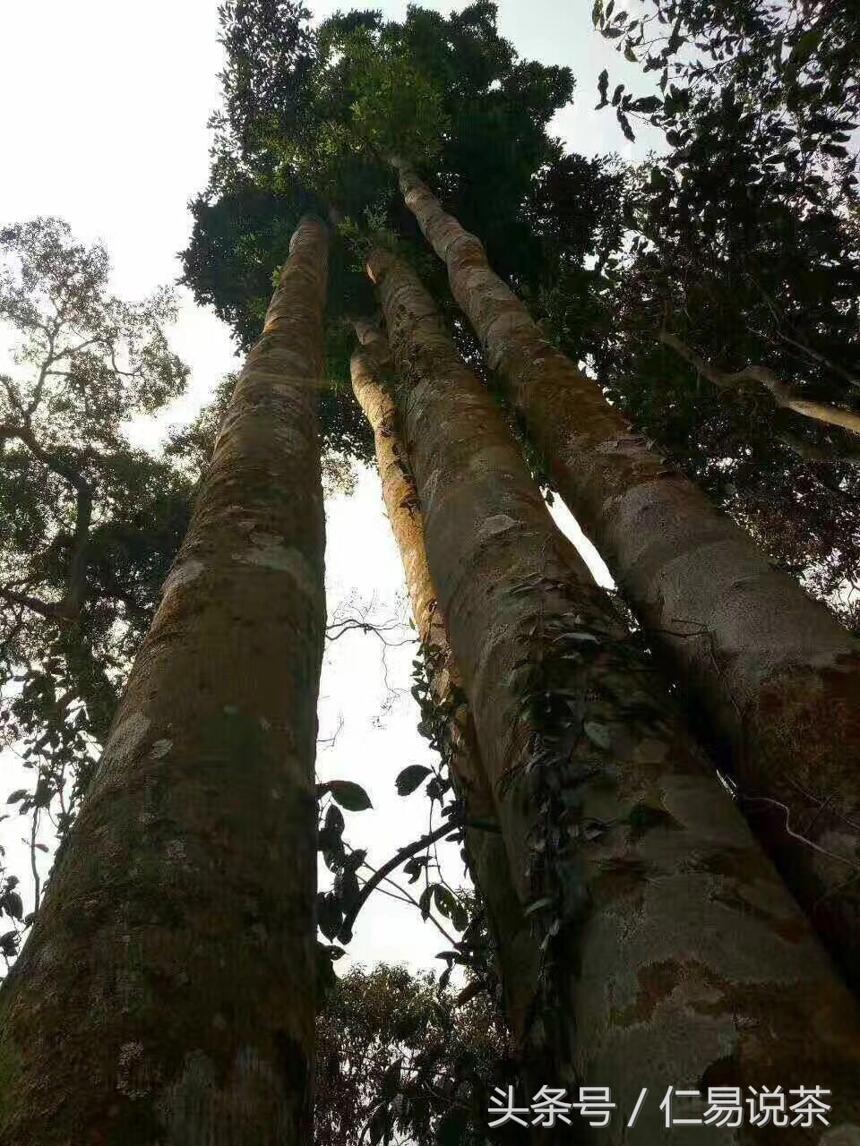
top-left (183, 0), bottom-right (860, 619)
top-left (316, 962), bottom-right (516, 1146)
top-left (588, 0), bottom-right (860, 614)
top-left (183, 1), bottom-right (623, 451)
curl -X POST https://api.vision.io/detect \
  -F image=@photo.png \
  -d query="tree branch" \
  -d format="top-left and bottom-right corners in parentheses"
top-left (777, 430), bottom-right (860, 469)
top-left (775, 330), bottom-right (860, 393)
top-left (659, 330), bottom-right (860, 437)
top-left (0, 586), bottom-right (58, 619)
top-left (338, 818), bottom-right (463, 942)
top-left (0, 423), bottom-right (95, 620)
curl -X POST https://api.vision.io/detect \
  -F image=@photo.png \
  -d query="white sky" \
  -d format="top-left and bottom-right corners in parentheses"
top-left (0, 0), bottom-right (639, 972)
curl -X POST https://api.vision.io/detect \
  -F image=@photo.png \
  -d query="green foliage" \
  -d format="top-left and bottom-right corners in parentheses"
top-left (315, 782), bottom-right (375, 947)
top-left (320, 779), bottom-right (373, 812)
top-left (183, 181), bottom-right (309, 349)
top-left (395, 764), bottom-right (431, 796)
top-left (211, 0), bottom-right (317, 181)
top-left (582, 0), bottom-right (860, 612)
top-left (316, 17), bottom-right (450, 177)
top-left (165, 370), bottom-right (361, 494)
top-left (315, 963), bottom-right (517, 1146)
top-left (183, 1), bottom-right (617, 446)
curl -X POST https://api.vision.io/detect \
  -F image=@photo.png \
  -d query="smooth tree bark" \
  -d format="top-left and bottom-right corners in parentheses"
top-left (367, 245), bottom-right (860, 1143)
top-left (350, 322), bottom-right (539, 1045)
top-left (0, 215), bottom-right (330, 1145)
top-left (394, 158), bottom-right (860, 987)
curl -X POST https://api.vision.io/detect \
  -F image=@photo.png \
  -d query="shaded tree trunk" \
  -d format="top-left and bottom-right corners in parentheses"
top-left (367, 245), bottom-right (860, 1143)
top-left (394, 159), bottom-right (860, 987)
top-left (0, 215), bottom-right (329, 1145)
top-left (350, 321), bottom-right (539, 1046)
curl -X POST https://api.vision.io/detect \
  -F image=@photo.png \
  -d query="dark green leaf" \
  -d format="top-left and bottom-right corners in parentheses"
top-left (596, 67), bottom-right (609, 109)
top-left (418, 884), bottom-right (435, 920)
top-left (1, 891), bottom-right (23, 921)
top-left (380, 1060), bottom-right (401, 1099)
top-left (396, 764), bottom-right (432, 795)
top-left (325, 780), bottom-right (373, 811)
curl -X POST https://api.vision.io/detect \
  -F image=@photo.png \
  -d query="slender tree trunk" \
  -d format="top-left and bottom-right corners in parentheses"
top-left (394, 158), bottom-right (860, 986)
top-left (0, 215), bottom-right (329, 1145)
top-left (367, 245), bottom-right (860, 1143)
top-left (57, 622), bottom-right (119, 747)
top-left (349, 322), bottom-right (539, 1045)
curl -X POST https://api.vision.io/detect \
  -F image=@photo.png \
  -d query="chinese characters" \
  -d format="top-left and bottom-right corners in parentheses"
top-left (488, 1085), bottom-right (832, 1130)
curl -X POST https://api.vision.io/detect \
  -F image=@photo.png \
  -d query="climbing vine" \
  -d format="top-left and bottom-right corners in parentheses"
top-left (501, 567), bottom-right (671, 1078)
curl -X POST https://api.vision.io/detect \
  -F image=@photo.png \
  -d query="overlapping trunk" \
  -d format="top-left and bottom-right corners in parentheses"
top-left (395, 159), bottom-right (860, 985)
top-left (367, 245), bottom-right (860, 1142)
top-left (0, 215), bottom-right (329, 1145)
top-left (350, 322), bottom-right (538, 1044)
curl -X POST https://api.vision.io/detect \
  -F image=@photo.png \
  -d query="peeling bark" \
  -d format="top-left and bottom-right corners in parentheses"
top-left (368, 245), bottom-right (860, 1144)
top-left (0, 215), bottom-right (329, 1145)
top-left (394, 159), bottom-right (860, 987)
top-left (350, 322), bottom-right (539, 1045)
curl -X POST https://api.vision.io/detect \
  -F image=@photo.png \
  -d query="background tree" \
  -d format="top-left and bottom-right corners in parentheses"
top-left (315, 962), bottom-right (518, 1146)
top-left (0, 218), bottom-right (189, 958)
top-left (589, 0), bottom-right (860, 616)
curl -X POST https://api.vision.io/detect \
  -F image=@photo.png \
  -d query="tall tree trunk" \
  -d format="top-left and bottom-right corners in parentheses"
top-left (367, 245), bottom-right (860, 1142)
top-left (394, 158), bottom-right (860, 986)
top-left (349, 321), bottom-right (539, 1046)
top-left (0, 215), bottom-right (329, 1145)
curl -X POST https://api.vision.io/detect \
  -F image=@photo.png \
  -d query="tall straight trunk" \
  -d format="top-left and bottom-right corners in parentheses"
top-left (367, 245), bottom-right (860, 1142)
top-left (349, 322), bottom-right (539, 1045)
top-left (0, 215), bottom-right (329, 1145)
top-left (394, 159), bottom-right (860, 985)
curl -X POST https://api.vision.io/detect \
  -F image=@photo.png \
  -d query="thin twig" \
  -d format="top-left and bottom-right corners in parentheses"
top-left (339, 820), bottom-right (464, 941)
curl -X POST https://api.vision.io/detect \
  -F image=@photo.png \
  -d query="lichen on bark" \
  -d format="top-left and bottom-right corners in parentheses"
top-left (350, 322), bottom-right (540, 1047)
